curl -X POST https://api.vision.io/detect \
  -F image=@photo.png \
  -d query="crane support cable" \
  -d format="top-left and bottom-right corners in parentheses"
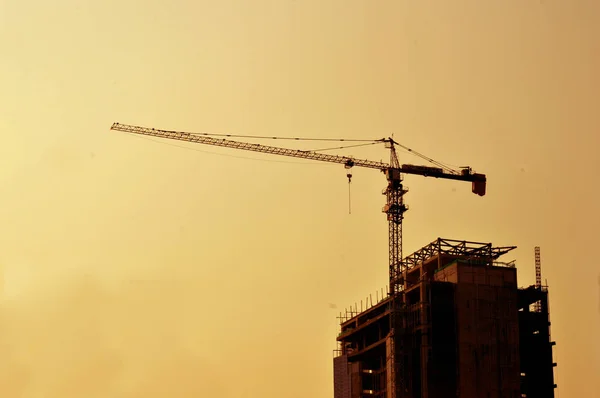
top-left (394, 141), bottom-right (457, 174)
top-left (308, 142), bottom-right (380, 152)
top-left (188, 130), bottom-right (382, 143)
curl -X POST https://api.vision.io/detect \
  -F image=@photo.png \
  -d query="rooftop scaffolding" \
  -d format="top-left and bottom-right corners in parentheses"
top-left (400, 237), bottom-right (516, 270)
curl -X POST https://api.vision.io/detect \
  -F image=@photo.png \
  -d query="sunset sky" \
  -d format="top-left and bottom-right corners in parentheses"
top-left (1, 0), bottom-right (599, 396)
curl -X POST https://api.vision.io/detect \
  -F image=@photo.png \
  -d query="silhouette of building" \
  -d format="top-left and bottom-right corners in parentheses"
top-left (333, 238), bottom-right (556, 398)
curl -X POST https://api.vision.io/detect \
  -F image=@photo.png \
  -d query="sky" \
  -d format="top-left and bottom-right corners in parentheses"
top-left (1, 0), bottom-right (599, 396)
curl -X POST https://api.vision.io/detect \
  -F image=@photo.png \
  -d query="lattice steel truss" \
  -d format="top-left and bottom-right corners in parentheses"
top-left (400, 238), bottom-right (515, 269)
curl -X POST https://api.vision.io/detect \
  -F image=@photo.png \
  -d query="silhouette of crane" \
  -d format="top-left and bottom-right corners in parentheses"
top-left (110, 122), bottom-right (487, 397)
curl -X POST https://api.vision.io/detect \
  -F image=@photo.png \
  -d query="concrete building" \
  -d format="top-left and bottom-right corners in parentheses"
top-left (333, 238), bottom-right (556, 398)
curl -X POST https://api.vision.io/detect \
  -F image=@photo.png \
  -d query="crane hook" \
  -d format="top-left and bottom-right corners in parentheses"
top-left (347, 173), bottom-right (352, 214)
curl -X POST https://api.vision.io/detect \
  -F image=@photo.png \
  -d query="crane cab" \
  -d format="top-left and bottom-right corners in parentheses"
top-left (385, 168), bottom-right (401, 183)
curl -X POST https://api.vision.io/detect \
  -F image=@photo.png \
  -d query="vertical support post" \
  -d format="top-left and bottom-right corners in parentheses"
top-left (420, 269), bottom-right (430, 398)
top-left (535, 246), bottom-right (542, 312)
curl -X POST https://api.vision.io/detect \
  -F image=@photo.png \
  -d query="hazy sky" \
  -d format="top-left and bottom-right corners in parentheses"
top-left (1, 0), bottom-right (599, 396)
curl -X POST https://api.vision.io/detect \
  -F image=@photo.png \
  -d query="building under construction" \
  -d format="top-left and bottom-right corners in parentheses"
top-left (334, 238), bottom-right (556, 398)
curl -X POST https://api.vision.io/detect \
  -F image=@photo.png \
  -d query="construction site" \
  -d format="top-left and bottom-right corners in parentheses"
top-left (333, 241), bottom-right (556, 398)
top-left (109, 123), bottom-right (558, 398)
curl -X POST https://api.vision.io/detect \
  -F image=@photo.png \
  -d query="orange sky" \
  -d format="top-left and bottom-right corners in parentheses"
top-left (1, 0), bottom-right (599, 396)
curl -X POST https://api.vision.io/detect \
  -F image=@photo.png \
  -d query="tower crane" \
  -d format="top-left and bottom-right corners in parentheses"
top-left (110, 122), bottom-right (487, 397)
top-left (110, 122), bottom-right (486, 294)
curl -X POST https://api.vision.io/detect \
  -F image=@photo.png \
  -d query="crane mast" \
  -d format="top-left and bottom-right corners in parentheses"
top-left (110, 122), bottom-right (486, 398)
top-left (382, 143), bottom-right (406, 397)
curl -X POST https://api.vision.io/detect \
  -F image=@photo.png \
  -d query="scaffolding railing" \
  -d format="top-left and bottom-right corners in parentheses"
top-left (337, 285), bottom-right (391, 324)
